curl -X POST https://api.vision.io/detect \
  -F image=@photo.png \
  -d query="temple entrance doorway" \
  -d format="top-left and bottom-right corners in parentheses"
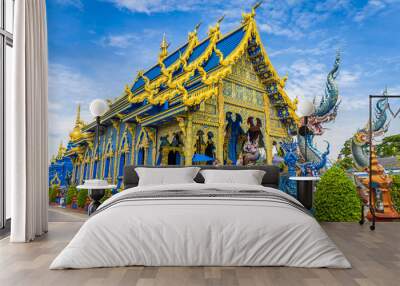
top-left (168, 150), bottom-right (180, 165)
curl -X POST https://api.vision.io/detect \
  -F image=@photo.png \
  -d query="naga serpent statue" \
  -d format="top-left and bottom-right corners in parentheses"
top-left (279, 53), bottom-right (341, 196)
top-left (297, 52), bottom-right (341, 173)
top-left (351, 89), bottom-right (389, 169)
top-left (279, 142), bottom-right (298, 197)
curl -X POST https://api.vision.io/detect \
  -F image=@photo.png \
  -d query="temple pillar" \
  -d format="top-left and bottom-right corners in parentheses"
top-left (79, 156), bottom-right (85, 184)
top-left (263, 93), bottom-right (273, 164)
top-left (217, 82), bottom-right (224, 164)
top-left (127, 123), bottom-right (136, 165)
top-left (185, 113), bottom-right (193, 165)
top-left (71, 159), bottom-right (77, 183)
top-left (112, 119), bottom-right (121, 184)
top-left (100, 134), bottom-right (107, 178)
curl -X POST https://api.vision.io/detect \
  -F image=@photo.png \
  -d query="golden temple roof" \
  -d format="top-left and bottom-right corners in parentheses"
top-left (123, 4), bottom-right (298, 124)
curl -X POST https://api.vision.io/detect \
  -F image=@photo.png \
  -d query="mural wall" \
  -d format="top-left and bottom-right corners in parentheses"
top-left (48, 9), bottom-right (299, 192)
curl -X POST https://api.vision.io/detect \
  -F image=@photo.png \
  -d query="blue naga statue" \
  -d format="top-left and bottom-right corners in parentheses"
top-left (279, 142), bottom-right (299, 197)
top-left (351, 89), bottom-right (390, 169)
top-left (299, 142), bottom-right (330, 176)
top-left (279, 53), bottom-right (341, 196)
top-left (297, 52), bottom-right (341, 175)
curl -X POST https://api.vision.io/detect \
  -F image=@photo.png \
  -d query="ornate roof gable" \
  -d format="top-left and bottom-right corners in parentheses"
top-left (123, 5), bottom-right (298, 128)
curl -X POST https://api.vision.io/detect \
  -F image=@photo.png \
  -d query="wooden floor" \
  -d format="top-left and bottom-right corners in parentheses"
top-left (0, 210), bottom-right (399, 286)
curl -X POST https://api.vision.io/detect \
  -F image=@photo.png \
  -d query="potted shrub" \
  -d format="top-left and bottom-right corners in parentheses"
top-left (314, 165), bottom-right (360, 222)
top-left (77, 189), bottom-right (88, 209)
top-left (65, 185), bottom-right (77, 208)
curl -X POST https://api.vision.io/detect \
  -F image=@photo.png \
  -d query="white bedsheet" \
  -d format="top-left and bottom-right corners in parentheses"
top-left (50, 183), bottom-right (351, 269)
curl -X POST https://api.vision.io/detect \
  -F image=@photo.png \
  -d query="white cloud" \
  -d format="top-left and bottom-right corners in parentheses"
top-left (99, 33), bottom-right (139, 48)
top-left (48, 63), bottom-right (108, 157)
top-left (258, 23), bottom-right (304, 39)
top-left (282, 59), bottom-right (327, 102)
top-left (354, 0), bottom-right (386, 22)
top-left (269, 37), bottom-right (344, 57)
top-left (55, 0), bottom-right (83, 10)
top-left (99, 28), bottom-right (162, 50)
top-left (337, 70), bottom-right (360, 87)
top-left (105, 0), bottom-right (215, 13)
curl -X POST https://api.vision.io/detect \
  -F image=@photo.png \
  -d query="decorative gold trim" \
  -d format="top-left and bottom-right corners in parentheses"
top-left (263, 93), bottom-right (273, 164)
top-left (217, 81), bottom-right (224, 164)
top-left (184, 113), bottom-right (193, 165)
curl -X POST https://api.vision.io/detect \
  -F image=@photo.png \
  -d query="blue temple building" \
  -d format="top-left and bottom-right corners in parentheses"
top-left (49, 8), bottom-right (299, 191)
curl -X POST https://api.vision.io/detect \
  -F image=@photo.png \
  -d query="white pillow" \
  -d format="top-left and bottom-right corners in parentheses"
top-left (135, 167), bottom-right (201, 186)
top-left (200, 169), bottom-right (265, 185)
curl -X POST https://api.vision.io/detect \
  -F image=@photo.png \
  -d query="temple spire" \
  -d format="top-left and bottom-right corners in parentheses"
top-left (159, 33), bottom-right (169, 60)
top-left (56, 141), bottom-right (66, 159)
top-left (69, 104), bottom-right (84, 141)
top-left (75, 104), bottom-right (81, 126)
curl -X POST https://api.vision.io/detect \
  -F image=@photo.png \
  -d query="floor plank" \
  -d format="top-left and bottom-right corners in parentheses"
top-left (0, 217), bottom-right (399, 286)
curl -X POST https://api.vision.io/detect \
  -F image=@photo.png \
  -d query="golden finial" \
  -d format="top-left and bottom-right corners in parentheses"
top-left (194, 22), bottom-right (202, 33)
top-left (208, 15), bottom-right (224, 37)
top-left (217, 14), bottom-right (225, 25)
top-left (159, 33), bottom-right (169, 60)
top-left (242, 1), bottom-right (263, 24)
top-left (281, 73), bottom-right (288, 87)
top-left (75, 104), bottom-right (81, 125)
top-left (252, 1), bottom-right (263, 14)
top-left (293, 96), bottom-right (299, 110)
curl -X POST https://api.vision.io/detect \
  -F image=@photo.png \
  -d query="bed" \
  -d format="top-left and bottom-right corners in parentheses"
top-left (50, 165), bottom-right (350, 269)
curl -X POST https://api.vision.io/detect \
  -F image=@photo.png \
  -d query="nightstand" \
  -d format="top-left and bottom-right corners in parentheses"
top-left (289, 176), bottom-right (320, 210)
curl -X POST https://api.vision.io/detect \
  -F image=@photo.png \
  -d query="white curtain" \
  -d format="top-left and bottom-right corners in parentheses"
top-left (8, 0), bottom-right (48, 242)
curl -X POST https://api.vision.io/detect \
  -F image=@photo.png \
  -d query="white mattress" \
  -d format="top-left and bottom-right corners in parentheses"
top-left (50, 183), bottom-right (350, 269)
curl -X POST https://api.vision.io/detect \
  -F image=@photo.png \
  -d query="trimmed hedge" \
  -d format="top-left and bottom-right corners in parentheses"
top-left (391, 175), bottom-right (400, 213)
top-left (66, 185), bottom-right (77, 205)
top-left (314, 165), bottom-right (360, 221)
top-left (77, 189), bottom-right (89, 208)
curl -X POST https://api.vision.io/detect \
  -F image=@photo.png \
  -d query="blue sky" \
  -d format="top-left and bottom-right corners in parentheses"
top-left (47, 0), bottom-right (400, 160)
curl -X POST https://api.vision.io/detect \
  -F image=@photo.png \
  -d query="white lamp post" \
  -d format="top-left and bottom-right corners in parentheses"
top-left (89, 99), bottom-right (109, 156)
top-left (297, 99), bottom-right (315, 164)
top-left (81, 99), bottom-right (110, 215)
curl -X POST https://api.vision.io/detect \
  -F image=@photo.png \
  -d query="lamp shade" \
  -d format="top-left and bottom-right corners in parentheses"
top-left (89, 99), bottom-right (108, 117)
top-left (297, 99), bottom-right (315, 117)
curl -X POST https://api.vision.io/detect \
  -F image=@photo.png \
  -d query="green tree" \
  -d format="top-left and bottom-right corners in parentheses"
top-left (376, 134), bottom-right (400, 157)
top-left (335, 138), bottom-right (355, 171)
top-left (339, 138), bottom-right (353, 158)
top-left (314, 165), bottom-right (360, 221)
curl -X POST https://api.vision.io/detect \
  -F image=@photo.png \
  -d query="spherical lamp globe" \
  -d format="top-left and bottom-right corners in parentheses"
top-left (89, 99), bottom-right (108, 117)
top-left (297, 99), bottom-right (315, 117)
